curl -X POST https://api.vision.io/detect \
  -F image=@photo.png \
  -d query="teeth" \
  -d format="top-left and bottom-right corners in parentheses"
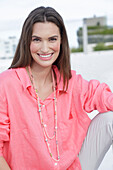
top-left (39, 54), bottom-right (52, 58)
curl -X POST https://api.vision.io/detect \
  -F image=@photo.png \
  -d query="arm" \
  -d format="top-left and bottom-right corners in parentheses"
top-left (76, 73), bottom-right (113, 112)
top-left (0, 156), bottom-right (11, 170)
top-left (0, 89), bottom-right (10, 169)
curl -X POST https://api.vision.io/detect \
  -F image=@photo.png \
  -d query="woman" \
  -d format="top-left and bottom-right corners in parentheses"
top-left (0, 6), bottom-right (113, 170)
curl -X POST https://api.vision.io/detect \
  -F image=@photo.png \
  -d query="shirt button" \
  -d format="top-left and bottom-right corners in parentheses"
top-left (54, 163), bottom-right (57, 166)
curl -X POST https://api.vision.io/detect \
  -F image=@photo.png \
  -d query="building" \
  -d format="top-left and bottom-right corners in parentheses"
top-left (77, 16), bottom-right (113, 52)
top-left (0, 36), bottom-right (18, 59)
top-left (84, 16), bottom-right (107, 27)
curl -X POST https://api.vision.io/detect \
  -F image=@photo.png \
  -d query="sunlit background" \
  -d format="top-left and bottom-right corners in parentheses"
top-left (0, 0), bottom-right (113, 169)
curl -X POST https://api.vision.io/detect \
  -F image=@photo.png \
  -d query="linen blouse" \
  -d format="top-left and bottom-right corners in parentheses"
top-left (0, 66), bottom-right (113, 170)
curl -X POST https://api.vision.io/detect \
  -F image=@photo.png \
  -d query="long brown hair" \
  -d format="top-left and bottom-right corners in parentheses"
top-left (9, 6), bottom-right (72, 90)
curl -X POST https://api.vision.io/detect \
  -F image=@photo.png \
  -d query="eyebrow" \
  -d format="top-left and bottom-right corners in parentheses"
top-left (32, 35), bottom-right (40, 38)
top-left (31, 35), bottom-right (59, 39)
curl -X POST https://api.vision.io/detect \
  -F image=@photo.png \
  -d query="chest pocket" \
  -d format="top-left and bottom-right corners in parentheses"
top-left (59, 117), bottom-right (75, 144)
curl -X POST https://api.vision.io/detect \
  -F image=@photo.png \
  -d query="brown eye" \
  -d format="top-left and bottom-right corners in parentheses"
top-left (31, 36), bottom-right (41, 42)
top-left (49, 37), bottom-right (57, 42)
top-left (32, 38), bottom-right (40, 42)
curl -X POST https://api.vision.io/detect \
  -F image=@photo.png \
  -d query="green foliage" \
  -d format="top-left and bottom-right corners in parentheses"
top-left (93, 43), bottom-right (113, 51)
top-left (88, 28), bottom-right (113, 35)
top-left (79, 26), bottom-right (107, 30)
top-left (87, 26), bottom-right (107, 30)
top-left (77, 26), bottom-right (113, 36)
top-left (70, 47), bottom-right (83, 53)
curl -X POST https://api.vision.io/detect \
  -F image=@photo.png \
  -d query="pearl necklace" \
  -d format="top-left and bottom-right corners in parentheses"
top-left (28, 66), bottom-right (60, 162)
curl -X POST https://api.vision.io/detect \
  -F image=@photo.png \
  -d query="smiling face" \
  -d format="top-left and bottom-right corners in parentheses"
top-left (30, 22), bottom-right (61, 70)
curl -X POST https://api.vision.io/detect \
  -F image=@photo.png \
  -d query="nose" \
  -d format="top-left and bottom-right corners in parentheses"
top-left (40, 41), bottom-right (49, 53)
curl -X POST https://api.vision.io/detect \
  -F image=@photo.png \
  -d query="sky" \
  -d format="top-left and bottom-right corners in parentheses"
top-left (0, 0), bottom-right (113, 47)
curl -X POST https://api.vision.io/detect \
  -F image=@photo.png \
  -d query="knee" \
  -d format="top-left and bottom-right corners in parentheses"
top-left (94, 111), bottom-right (113, 124)
top-left (91, 111), bottom-right (113, 139)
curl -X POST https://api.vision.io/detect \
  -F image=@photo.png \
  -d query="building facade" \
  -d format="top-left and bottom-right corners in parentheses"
top-left (77, 16), bottom-right (113, 51)
top-left (0, 36), bottom-right (18, 59)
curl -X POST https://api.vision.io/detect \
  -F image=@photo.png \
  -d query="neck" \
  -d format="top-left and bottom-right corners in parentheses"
top-left (30, 63), bottom-right (53, 90)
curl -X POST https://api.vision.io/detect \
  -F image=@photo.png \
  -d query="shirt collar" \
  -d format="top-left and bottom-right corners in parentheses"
top-left (15, 66), bottom-right (67, 93)
top-left (15, 67), bottom-right (31, 91)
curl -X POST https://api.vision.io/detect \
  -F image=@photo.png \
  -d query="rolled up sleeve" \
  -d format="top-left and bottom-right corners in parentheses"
top-left (0, 93), bottom-right (10, 156)
top-left (81, 79), bottom-right (113, 113)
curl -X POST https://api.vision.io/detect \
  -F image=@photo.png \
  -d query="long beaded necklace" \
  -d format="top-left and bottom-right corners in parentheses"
top-left (28, 66), bottom-right (60, 162)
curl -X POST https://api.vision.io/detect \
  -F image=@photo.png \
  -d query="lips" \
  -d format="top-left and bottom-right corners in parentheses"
top-left (37, 53), bottom-right (54, 61)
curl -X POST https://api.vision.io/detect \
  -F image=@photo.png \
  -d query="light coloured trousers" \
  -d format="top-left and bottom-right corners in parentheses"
top-left (78, 111), bottom-right (113, 170)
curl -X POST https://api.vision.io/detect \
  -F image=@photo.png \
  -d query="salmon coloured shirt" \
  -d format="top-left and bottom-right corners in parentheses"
top-left (0, 66), bottom-right (113, 170)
